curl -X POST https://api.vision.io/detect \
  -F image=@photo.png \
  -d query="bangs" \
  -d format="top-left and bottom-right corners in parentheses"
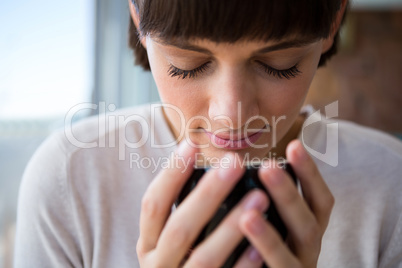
top-left (136, 0), bottom-right (342, 42)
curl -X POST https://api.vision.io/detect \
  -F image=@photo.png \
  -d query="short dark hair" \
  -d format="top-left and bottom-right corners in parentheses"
top-left (129, 0), bottom-right (345, 71)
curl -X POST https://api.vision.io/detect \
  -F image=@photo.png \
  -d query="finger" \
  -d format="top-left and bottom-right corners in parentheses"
top-left (240, 210), bottom-right (301, 268)
top-left (286, 140), bottom-right (335, 231)
top-left (185, 190), bottom-right (269, 268)
top-left (137, 141), bottom-right (197, 255)
top-left (259, 161), bottom-right (319, 247)
top-left (157, 153), bottom-right (245, 267)
top-left (233, 246), bottom-right (264, 268)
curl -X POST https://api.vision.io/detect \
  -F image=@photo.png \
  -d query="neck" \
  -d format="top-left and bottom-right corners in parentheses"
top-left (270, 113), bottom-right (306, 159)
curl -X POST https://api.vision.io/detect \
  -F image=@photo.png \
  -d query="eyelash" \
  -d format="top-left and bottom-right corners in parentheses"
top-left (167, 62), bottom-right (301, 80)
top-left (168, 63), bottom-right (211, 79)
top-left (258, 62), bottom-right (301, 79)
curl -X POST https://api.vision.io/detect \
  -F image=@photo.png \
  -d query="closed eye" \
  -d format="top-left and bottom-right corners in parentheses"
top-left (167, 61), bottom-right (301, 80)
top-left (257, 61), bottom-right (301, 79)
top-left (168, 62), bottom-right (211, 79)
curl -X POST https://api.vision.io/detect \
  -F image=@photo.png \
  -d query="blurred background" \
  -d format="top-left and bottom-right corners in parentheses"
top-left (307, 1), bottom-right (402, 136)
top-left (0, 0), bottom-right (401, 267)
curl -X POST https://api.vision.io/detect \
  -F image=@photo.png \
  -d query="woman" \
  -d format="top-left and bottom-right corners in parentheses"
top-left (14, 0), bottom-right (402, 267)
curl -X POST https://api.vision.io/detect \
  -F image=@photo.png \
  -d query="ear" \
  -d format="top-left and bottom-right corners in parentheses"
top-left (322, 0), bottom-right (348, 53)
top-left (128, 0), bottom-right (147, 49)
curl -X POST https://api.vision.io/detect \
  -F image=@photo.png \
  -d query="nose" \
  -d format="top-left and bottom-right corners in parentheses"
top-left (208, 70), bottom-right (260, 130)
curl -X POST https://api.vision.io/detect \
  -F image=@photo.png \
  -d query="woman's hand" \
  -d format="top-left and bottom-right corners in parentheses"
top-left (237, 140), bottom-right (335, 268)
top-left (136, 141), bottom-right (269, 267)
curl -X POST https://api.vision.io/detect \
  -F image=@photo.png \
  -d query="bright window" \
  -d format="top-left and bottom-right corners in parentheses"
top-left (0, 0), bottom-right (94, 120)
top-left (0, 1), bottom-right (94, 266)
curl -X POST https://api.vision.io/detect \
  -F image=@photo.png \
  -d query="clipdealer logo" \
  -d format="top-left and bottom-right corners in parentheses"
top-left (301, 101), bottom-right (339, 167)
top-left (64, 101), bottom-right (339, 166)
top-left (63, 102), bottom-right (285, 160)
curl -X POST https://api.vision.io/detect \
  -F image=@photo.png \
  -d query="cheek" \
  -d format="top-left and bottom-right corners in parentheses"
top-left (257, 77), bottom-right (309, 121)
top-left (153, 72), bottom-right (205, 121)
top-left (148, 47), bottom-right (197, 103)
top-left (256, 58), bottom-right (319, 139)
top-left (261, 54), bottom-right (320, 118)
top-left (147, 49), bottom-right (208, 134)
top-left (148, 50), bottom-right (185, 106)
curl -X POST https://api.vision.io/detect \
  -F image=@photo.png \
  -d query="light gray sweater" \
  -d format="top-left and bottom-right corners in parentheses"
top-left (14, 104), bottom-right (402, 267)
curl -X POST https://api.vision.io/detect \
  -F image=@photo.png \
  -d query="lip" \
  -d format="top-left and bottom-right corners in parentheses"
top-left (204, 126), bottom-right (267, 150)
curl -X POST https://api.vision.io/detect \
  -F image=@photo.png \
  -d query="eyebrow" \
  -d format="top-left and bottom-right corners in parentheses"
top-left (154, 38), bottom-right (317, 55)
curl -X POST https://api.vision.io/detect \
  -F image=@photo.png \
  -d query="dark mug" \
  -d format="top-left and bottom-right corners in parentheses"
top-left (175, 162), bottom-right (298, 267)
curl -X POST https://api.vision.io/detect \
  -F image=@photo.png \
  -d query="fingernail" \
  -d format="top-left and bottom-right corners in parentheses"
top-left (260, 162), bottom-right (284, 186)
top-left (248, 247), bottom-right (262, 262)
top-left (295, 141), bottom-right (308, 160)
top-left (247, 212), bottom-right (265, 234)
top-left (177, 140), bottom-right (192, 158)
top-left (243, 191), bottom-right (266, 211)
top-left (269, 168), bottom-right (284, 185)
top-left (218, 153), bottom-right (235, 180)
